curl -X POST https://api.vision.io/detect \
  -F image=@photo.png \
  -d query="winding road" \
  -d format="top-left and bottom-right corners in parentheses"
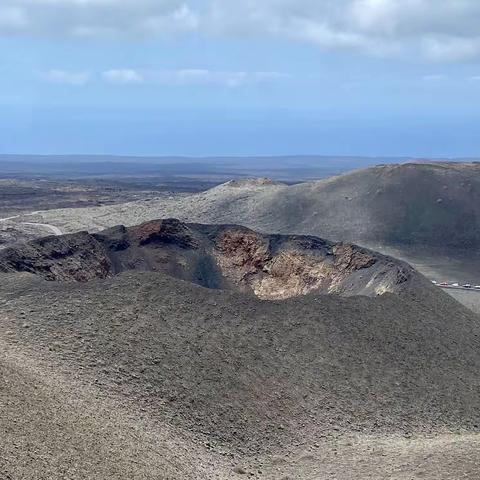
top-left (22, 222), bottom-right (63, 236)
top-left (0, 214), bottom-right (63, 236)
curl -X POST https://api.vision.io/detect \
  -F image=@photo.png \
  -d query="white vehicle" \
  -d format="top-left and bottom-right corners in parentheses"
top-left (452, 283), bottom-right (459, 287)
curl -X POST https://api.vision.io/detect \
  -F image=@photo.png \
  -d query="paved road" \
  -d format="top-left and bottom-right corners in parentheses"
top-left (438, 285), bottom-right (480, 293)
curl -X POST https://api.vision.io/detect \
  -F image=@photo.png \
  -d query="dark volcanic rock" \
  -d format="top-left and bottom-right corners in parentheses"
top-left (0, 219), bottom-right (415, 299)
top-left (0, 231), bottom-right (112, 281)
top-left (131, 218), bottom-right (198, 248)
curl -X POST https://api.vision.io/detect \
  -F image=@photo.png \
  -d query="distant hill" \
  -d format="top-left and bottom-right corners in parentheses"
top-left (172, 161), bottom-right (480, 249)
top-left (27, 162), bottom-right (480, 251)
top-left (1, 154), bottom-right (469, 182)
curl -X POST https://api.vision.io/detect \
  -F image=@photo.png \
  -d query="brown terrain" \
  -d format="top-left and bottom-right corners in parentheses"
top-left (1, 218), bottom-right (480, 479)
top-left (0, 219), bottom-right (415, 299)
top-left (15, 162), bottom-right (480, 311)
top-left (19, 162), bottom-right (480, 249)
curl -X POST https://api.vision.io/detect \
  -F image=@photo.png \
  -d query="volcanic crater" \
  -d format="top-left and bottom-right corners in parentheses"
top-left (0, 218), bottom-right (414, 300)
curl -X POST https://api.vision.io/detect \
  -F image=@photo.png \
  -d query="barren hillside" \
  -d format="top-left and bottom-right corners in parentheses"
top-left (15, 162), bottom-right (480, 305)
top-left (1, 219), bottom-right (480, 478)
top-left (15, 163), bottom-right (480, 249)
top-left (0, 218), bottom-right (417, 299)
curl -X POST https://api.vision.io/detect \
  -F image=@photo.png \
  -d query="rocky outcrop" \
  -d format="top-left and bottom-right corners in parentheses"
top-left (0, 231), bottom-right (112, 281)
top-left (223, 177), bottom-right (284, 188)
top-left (0, 219), bottom-right (416, 299)
top-left (131, 218), bottom-right (198, 248)
top-left (212, 229), bottom-right (411, 299)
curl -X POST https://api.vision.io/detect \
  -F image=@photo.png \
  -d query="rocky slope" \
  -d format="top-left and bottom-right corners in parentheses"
top-left (1, 217), bottom-right (480, 478)
top-left (20, 161), bottom-right (480, 310)
top-left (0, 219), bottom-right (416, 300)
top-left (1, 266), bottom-right (479, 478)
top-left (2, 183), bottom-right (480, 477)
top-left (16, 162), bottom-right (480, 249)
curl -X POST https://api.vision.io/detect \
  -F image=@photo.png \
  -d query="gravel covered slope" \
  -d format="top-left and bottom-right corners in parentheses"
top-left (16, 162), bottom-right (480, 250)
top-left (1, 271), bottom-right (479, 464)
top-left (19, 162), bottom-right (480, 310)
top-left (0, 334), bottom-right (227, 479)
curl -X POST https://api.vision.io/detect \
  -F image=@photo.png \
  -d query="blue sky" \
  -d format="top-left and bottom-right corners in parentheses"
top-left (1, 0), bottom-right (480, 157)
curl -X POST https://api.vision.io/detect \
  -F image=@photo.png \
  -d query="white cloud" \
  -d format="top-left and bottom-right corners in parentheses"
top-left (422, 74), bottom-right (446, 82)
top-left (5, 1), bottom-right (480, 62)
top-left (155, 69), bottom-right (289, 87)
top-left (204, 0), bottom-right (480, 61)
top-left (141, 4), bottom-right (199, 35)
top-left (41, 69), bottom-right (91, 85)
top-left (39, 67), bottom-right (289, 88)
top-left (422, 36), bottom-right (480, 62)
top-left (0, 0), bottom-right (198, 38)
top-left (102, 69), bottom-right (144, 84)
top-left (0, 6), bottom-right (27, 30)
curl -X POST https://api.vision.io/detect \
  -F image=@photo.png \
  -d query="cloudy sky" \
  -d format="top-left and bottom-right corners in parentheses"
top-left (1, 0), bottom-right (480, 156)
